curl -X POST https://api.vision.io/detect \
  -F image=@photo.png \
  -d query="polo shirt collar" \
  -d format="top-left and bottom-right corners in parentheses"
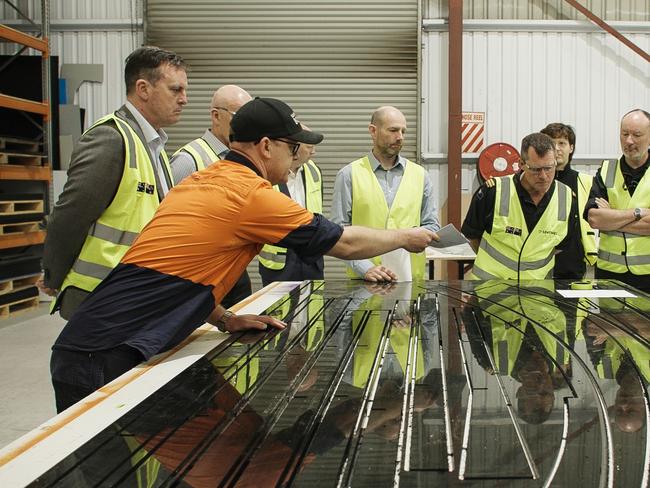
top-left (224, 150), bottom-right (263, 177)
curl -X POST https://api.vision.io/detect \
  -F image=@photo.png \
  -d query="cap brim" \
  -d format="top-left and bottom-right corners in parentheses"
top-left (288, 129), bottom-right (324, 145)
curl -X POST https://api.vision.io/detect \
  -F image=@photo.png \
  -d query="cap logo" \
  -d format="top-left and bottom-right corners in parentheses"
top-left (291, 112), bottom-right (299, 124)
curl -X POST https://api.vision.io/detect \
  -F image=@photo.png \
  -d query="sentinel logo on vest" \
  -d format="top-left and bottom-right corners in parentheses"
top-left (539, 230), bottom-right (559, 236)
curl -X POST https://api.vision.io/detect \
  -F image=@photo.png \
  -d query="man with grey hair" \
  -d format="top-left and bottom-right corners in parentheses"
top-left (586, 109), bottom-right (650, 292)
top-left (331, 105), bottom-right (440, 282)
top-left (170, 84), bottom-right (253, 307)
top-left (462, 132), bottom-right (577, 281)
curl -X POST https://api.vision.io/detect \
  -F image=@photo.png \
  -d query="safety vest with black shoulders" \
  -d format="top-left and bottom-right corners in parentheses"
top-left (172, 136), bottom-right (220, 173)
top-left (576, 172), bottom-right (598, 266)
top-left (470, 175), bottom-right (571, 280)
top-left (55, 113), bottom-right (170, 303)
top-left (259, 160), bottom-right (323, 271)
top-left (348, 156), bottom-right (426, 280)
top-left (596, 158), bottom-right (650, 275)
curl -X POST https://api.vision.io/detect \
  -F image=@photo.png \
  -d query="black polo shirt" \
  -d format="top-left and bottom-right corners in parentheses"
top-left (554, 164), bottom-right (588, 279)
top-left (461, 173), bottom-right (574, 255)
top-left (584, 151), bottom-right (650, 293)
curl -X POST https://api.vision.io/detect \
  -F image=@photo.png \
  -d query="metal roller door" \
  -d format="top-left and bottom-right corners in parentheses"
top-left (146, 0), bottom-right (419, 288)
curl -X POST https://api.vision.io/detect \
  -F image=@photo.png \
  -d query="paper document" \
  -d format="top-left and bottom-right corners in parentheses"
top-left (429, 224), bottom-right (470, 248)
top-left (428, 242), bottom-right (476, 257)
top-left (381, 248), bottom-right (412, 282)
top-left (556, 289), bottom-right (637, 299)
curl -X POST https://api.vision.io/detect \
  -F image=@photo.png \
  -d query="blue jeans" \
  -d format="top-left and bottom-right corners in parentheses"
top-left (50, 345), bottom-right (143, 413)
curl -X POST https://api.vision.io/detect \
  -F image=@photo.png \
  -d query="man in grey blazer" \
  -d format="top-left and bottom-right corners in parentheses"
top-left (39, 46), bottom-right (188, 319)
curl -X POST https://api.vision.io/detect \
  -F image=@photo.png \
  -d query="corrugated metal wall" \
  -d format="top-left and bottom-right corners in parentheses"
top-left (146, 0), bottom-right (420, 286)
top-left (422, 27), bottom-right (650, 161)
top-left (426, 0), bottom-right (650, 20)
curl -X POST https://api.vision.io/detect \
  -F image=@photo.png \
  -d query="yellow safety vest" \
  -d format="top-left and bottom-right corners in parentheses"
top-left (470, 176), bottom-right (571, 280)
top-left (56, 113), bottom-right (170, 301)
top-left (348, 156), bottom-right (426, 280)
top-left (259, 160), bottom-right (323, 271)
top-left (352, 294), bottom-right (425, 388)
top-left (577, 172), bottom-right (598, 266)
top-left (171, 137), bottom-right (220, 172)
top-left (596, 159), bottom-right (650, 275)
top-left (475, 281), bottom-right (568, 374)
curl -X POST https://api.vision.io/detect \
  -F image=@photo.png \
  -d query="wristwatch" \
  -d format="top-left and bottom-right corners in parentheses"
top-left (634, 207), bottom-right (642, 221)
top-left (216, 310), bottom-right (235, 332)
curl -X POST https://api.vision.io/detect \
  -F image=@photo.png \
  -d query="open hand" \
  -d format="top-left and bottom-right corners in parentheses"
top-left (222, 314), bottom-right (286, 333)
top-left (364, 265), bottom-right (397, 282)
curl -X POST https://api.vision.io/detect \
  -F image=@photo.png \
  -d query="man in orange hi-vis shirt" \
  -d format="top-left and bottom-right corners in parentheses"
top-left (50, 97), bottom-right (438, 413)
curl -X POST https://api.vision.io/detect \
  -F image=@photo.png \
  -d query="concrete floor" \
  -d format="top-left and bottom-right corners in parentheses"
top-left (0, 304), bottom-right (66, 448)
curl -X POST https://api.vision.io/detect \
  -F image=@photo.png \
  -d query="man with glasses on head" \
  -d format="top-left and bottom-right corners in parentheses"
top-left (585, 109), bottom-right (650, 293)
top-left (259, 125), bottom-right (325, 285)
top-left (331, 106), bottom-right (440, 282)
top-left (169, 84), bottom-right (253, 308)
top-left (541, 123), bottom-right (597, 280)
top-left (462, 132), bottom-right (577, 280)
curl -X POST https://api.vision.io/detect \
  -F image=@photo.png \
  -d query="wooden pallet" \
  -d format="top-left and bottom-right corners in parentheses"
top-left (0, 221), bottom-right (40, 234)
top-left (0, 136), bottom-right (45, 166)
top-left (0, 274), bottom-right (40, 295)
top-left (0, 199), bottom-right (43, 216)
top-left (0, 296), bottom-right (39, 318)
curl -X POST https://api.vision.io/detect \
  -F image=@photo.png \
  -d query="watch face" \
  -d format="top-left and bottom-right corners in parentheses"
top-left (635, 208), bottom-right (642, 220)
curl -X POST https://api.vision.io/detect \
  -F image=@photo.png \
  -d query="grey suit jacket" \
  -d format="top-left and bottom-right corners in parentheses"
top-left (42, 104), bottom-right (160, 319)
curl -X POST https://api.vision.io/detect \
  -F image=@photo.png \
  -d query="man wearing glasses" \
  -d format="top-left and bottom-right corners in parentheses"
top-left (541, 123), bottom-right (597, 280)
top-left (259, 125), bottom-right (325, 285)
top-left (585, 109), bottom-right (650, 293)
top-left (50, 97), bottom-right (437, 412)
top-left (331, 106), bottom-right (440, 282)
top-left (169, 84), bottom-right (253, 308)
top-left (462, 132), bottom-right (577, 280)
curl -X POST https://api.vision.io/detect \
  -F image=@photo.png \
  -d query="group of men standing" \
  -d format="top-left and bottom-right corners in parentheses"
top-left (37, 44), bottom-right (649, 412)
top-left (463, 109), bottom-right (650, 293)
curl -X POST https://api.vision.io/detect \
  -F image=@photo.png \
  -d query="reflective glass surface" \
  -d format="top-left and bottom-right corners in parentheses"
top-left (32, 280), bottom-right (650, 487)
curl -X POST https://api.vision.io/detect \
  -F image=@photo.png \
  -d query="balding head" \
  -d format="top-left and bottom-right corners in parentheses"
top-left (210, 85), bottom-right (252, 146)
top-left (369, 106), bottom-right (407, 166)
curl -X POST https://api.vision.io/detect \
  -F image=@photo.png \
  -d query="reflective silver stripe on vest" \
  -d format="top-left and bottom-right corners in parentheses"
top-left (187, 140), bottom-right (213, 168)
top-left (499, 178), bottom-right (510, 217)
top-left (113, 118), bottom-right (137, 169)
top-left (601, 230), bottom-right (645, 239)
top-left (602, 356), bottom-right (613, 379)
top-left (259, 250), bottom-right (286, 265)
top-left (72, 258), bottom-right (113, 281)
top-left (598, 250), bottom-right (650, 266)
top-left (88, 221), bottom-right (139, 246)
top-left (306, 162), bottom-right (320, 183)
top-left (471, 263), bottom-right (500, 280)
top-left (604, 160), bottom-right (617, 188)
top-left (480, 238), bottom-right (554, 272)
top-left (557, 182), bottom-right (568, 221)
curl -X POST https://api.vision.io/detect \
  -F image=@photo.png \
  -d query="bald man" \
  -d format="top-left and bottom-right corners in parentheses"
top-left (169, 84), bottom-right (253, 308)
top-left (170, 84), bottom-right (252, 184)
top-left (586, 109), bottom-right (650, 293)
top-left (331, 106), bottom-right (440, 282)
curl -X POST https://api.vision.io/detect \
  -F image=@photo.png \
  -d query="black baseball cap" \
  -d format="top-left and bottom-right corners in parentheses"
top-left (230, 97), bottom-right (324, 145)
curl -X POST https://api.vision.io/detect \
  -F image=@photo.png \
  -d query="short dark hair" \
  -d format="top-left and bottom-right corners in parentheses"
top-left (622, 108), bottom-right (650, 123)
top-left (520, 132), bottom-right (555, 162)
top-left (124, 46), bottom-right (186, 95)
top-left (540, 123), bottom-right (576, 162)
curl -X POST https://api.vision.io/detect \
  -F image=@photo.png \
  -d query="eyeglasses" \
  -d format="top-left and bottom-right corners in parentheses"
top-left (271, 138), bottom-right (301, 156)
top-left (524, 162), bottom-right (556, 174)
top-left (212, 106), bottom-right (236, 116)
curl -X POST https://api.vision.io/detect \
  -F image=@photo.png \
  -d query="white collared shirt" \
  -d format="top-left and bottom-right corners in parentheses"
top-left (125, 101), bottom-right (170, 196)
top-left (287, 166), bottom-right (306, 208)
